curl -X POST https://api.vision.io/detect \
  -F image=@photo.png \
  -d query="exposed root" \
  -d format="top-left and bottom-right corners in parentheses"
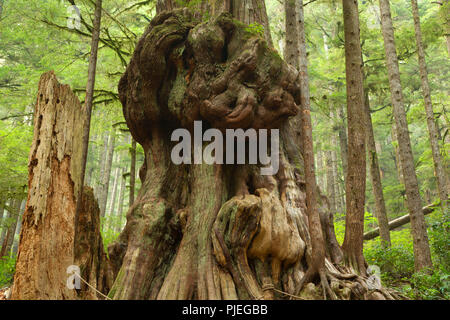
top-left (319, 269), bottom-right (338, 300)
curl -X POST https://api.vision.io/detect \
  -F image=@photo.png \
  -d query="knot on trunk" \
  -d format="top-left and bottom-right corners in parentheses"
top-left (119, 9), bottom-right (300, 146)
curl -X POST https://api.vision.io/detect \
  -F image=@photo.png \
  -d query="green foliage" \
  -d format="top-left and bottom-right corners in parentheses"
top-left (244, 23), bottom-right (265, 38)
top-left (428, 208), bottom-right (450, 269)
top-left (334, 203), bottom-right (450, 299)
top-left (0, 257), bottom-right (16, 287)
top-left (363, 209), bottom-right (450, 299)
top-left (100, 217), bottom-right (121, 253)
top-left (334, 211), bottom-right (379, 245)
top-left (365, 230), bottom-right (416, 280)
top-left (407, 268), bottom-right (450, 300)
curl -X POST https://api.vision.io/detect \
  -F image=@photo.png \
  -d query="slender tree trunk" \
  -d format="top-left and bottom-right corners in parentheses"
top-left (284, 0), bottom-right (299, 68)
top-left (295, 0), bottom-right (335, 298)
top-left (11, 199), bottom-right (26, 256)
top-left (129, 138), bottom-right (137, 207)
top-left (341, 0), bottom-right (367, 275)
top-left (0, 200), bottom-right (10, 246)
top-left (363, 90), bottom-right (391, 246)
top-left (0, 201), bottom-right (4, 238)
top-left (115, 168), bottom-right (127, 232)
top-left (107, 158), bottom-right (121, 230)
top-left (106, 152), bottom-right (118, 215)
top-left (0, 199), bottom-right (21, 258)
top-left (316, 146), bottom-right (325, 192)
top-left (85, 134), bottom-right (97, 187)
top-left (336, 170), bottom-right (346, 214)
top-left (331, 134), bottom-right (342, 213)
top-left (411, 0), bottom-right (449, 208)
top-left (326, 150), bottom-right (337, 214)
top-left (100, 130), bottom-right (115, 217)
top-left (439, 0), bottom-right (450, 56)
top-left (378, 0), bottom-right (432, 271)
top-left (96, 132), bottom-right (110, 197)
top-left (391, 123), bottom-right (405, 185)
top-left (75, 0), bottom-right (103, 229)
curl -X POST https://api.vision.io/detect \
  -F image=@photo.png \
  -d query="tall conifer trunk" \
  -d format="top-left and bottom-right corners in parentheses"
top-left (378, 0), bottom-right (432, 271)
top-left (410, 0), bottom-right (448, 208)
top-left (341, 0), bottom-right (367, 275)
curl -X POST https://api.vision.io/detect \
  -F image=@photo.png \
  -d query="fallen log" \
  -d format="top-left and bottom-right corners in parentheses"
top-left (363, 203), bottom-right (439, 241)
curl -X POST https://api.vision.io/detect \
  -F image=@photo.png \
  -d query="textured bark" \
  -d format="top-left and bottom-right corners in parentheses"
top-left (11, 72), bottom-right (110, 300)
top-left (363, 90), bottom-right (391, 246)
top-left (156, 0), bottom-right (273, 46)
top-left (296, 0), bottom-right (339, 299)
top-left (411, 0), bottom-right (449, 208)
top-left (11, 72), bottom-right (85, 299)
top-left (284, 0), bottom-right (300, 68)
top-left (107, 5), bottom-right (393, 300)
top-left (341, 0), bottom-right (367, 275)
top-left (318, 193), bottom-right (343, 265)
top-left (378, 0), bottom-right (432, 271)
top-left (74, 187), bottom-right (113, 299)
top-left (364, 204), bottom-right (437, 241)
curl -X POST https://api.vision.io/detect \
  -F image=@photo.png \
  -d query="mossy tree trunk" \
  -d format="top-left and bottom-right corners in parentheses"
top-left (107, 2), bottom-right (395, 300)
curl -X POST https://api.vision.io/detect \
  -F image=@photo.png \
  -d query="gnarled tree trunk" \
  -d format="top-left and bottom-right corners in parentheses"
top-left (107, 3), bottom-right (393, 300)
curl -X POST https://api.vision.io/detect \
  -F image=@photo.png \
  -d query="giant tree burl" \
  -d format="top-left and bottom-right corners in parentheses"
top-left (109, 9), bottom-right (392, 300)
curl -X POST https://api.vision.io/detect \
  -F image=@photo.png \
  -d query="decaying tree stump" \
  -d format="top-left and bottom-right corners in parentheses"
top-left (74, 186), bottom-right (113, 299)
top-left (11, 72), bottom-right (110, 300)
